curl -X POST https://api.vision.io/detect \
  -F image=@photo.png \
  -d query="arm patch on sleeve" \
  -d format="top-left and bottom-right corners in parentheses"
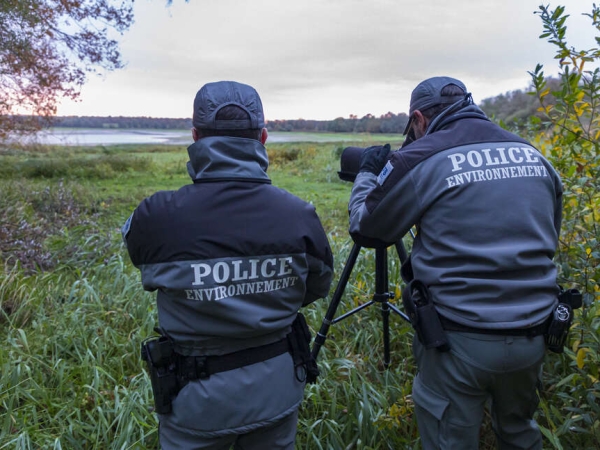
top-left (377, 161), bottom-right (394, 186)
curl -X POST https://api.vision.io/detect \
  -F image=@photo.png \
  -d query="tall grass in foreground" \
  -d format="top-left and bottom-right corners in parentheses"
top-left (0, 141), bottom-right (598, 449)
top-left (0, 232), bottom-right (421, 449)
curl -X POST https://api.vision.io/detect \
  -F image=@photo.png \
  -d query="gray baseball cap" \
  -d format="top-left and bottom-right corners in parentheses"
top-left (403, 76), bottom-right (467, 134)
top-left (192, 81), bottom-right (265, 130)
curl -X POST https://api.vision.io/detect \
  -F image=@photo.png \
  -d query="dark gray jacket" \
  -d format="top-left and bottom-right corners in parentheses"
top-left (123, 136), bottom-right (333, 435)
top-left (349, 112), bottom-right (562, 330)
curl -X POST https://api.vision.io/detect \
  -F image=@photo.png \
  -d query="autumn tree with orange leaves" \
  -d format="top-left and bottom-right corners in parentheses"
top-left (0, 0), bottom-right (134, 138)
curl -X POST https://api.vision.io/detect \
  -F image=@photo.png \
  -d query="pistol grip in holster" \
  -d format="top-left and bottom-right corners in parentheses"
top-left (402, 280), bottom-right (450, 352)
top-left (545, 286), bottom-right (583, 354)
top-left (141, 334), bottom-right (180, 414)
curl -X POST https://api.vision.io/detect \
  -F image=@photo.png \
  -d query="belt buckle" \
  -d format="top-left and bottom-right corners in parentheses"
top-left (194, 356), bottom-right (210, 379)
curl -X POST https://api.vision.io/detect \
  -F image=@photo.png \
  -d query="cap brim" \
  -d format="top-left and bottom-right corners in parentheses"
top-left (403, 115), bottom-right (413, 135)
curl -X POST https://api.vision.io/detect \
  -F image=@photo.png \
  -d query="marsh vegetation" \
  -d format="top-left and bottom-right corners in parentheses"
top-left (1, 128), bottom-right (598, 448)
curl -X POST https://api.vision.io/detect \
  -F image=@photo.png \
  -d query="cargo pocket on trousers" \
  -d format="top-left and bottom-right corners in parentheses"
top-left (412, 374), bottom-right (450, 447)
top-left (412, 375), bottom-right (481, 449)
top-left (413, 374), bottom-right (449, 420)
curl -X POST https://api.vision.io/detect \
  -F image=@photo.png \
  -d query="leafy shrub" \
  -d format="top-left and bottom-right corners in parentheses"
top-left (527, 4), bottom-right (600, 446)
top-left (268, 145), bottom-right (302, 165)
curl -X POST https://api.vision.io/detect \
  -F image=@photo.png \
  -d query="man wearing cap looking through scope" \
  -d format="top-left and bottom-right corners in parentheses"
top-left (348, 76), bottom-right (563, 449)
top-left (122, 81), bottom-right (333, 449)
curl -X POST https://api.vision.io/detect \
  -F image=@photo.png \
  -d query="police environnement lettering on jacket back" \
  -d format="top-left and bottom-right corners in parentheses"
top-left (349, 106), bottom-right (563, 330)
top-left (121, 136), bottom-right (334, 434)
top-left (123, 135), bottom-right (334, 356)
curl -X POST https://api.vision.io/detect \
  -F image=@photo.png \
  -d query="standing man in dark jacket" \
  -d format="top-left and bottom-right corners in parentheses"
top-left (122, 80), bottom-right (334, 449)
top-left (348, 76), bottom-right (563, 449)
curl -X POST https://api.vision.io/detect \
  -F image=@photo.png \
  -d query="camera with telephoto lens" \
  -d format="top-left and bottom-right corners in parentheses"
top-left (545, 287), bottom-right (582, 353)
top-left (338, 140), bottom-right (409, 182)
top-left (338, 146), bottom-right (367, 182)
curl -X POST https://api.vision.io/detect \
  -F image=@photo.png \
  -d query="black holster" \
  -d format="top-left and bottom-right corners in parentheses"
top-left (402, 280), bottom-right (450, 352)
top-left (140, 330), bottom-right (180, 414)
top-left (287, 313), bottom-right (320, 384)
top-left (141, 316), bottom-right (318, 415)
top-left (545, 286), bottom-right (583, 353)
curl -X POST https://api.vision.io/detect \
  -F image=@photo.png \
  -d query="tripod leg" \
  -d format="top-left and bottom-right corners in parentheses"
top-left (311, 243), bottom-right (361, 361)
top-left (382, 303), bottom-right (391, 368)
top-left (391, 239), bottom-right (412, 324)
top-left (375, 247), bottom-right (392, 368)
top-left (395, 240), bottom-right (408, 264)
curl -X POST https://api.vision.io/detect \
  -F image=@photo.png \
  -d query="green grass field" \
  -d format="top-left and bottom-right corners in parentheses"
top-left (0, 138), bottom-right (598, 449)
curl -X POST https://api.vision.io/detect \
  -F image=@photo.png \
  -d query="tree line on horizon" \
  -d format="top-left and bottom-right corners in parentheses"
top-left (0, 0), bottom-right (560, 139)
top-left (48, 81), bottom-right (558, 134)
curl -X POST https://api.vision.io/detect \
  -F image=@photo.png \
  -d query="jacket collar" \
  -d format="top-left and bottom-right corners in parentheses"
top-left (186, 136), bottom-right (270, 182)
top-left (427, 103), bottom-right (490, 135)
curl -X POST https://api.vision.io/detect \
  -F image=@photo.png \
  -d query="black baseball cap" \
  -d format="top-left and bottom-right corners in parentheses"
top-left (192, 81), bottom-right (265, 130)
top-left (403, 76), bottom-right (467, 134)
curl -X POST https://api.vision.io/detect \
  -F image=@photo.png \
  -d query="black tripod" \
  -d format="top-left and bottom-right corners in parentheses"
top-left (311, 238), bottom-right (412, 368)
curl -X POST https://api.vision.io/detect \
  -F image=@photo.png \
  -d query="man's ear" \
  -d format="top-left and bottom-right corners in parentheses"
top-left (192, 128), bottom-right (200, 142)
top-left (412, 111), bottom-right (429, 139)
top-left (260, 128), bottom-right (268, 145)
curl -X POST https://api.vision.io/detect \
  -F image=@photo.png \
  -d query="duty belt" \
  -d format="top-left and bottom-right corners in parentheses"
top-left (177, 338), bottom-right (290, 382)
top-left (439, 316), bottom-right (548, 337)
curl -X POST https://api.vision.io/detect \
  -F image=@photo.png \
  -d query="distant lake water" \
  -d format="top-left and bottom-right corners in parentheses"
top-left (20, 129), bottom-right (361, 146)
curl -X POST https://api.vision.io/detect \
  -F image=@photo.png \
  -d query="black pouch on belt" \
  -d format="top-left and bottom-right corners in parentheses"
top-left (287, 312), bottom-right (320, 384)
top-left (402, 280), bottom-right (450, 352)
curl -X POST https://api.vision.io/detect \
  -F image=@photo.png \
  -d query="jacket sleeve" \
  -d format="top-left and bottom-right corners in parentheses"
top-left (121, 197), bottom-right (154, 273)
top-left (302, 208), bottom-right (334, 306)
top-left (348, 169), bottom-right (422, 245)
top-left (121, 213), bottom-right (133, 246)
top-left (121, 208), bottom-right (142, 266)
top-left (121, 201), bottom-right (146, 268)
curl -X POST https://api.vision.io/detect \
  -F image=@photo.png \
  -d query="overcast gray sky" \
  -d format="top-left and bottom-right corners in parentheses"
top-left (56, 0), bottom-right (597, 121)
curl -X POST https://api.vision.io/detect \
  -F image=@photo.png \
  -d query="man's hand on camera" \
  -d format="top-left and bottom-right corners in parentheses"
top-left (359, 144), bottom-right (391, 175)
